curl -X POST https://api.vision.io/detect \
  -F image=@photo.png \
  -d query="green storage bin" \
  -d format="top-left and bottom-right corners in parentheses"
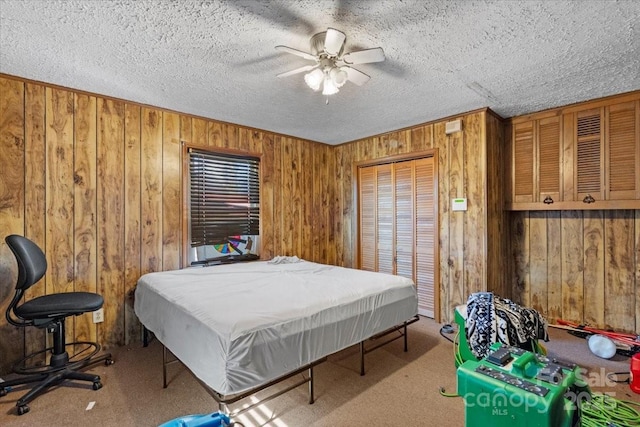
top-left (454, 304), bottom-right (478, 367)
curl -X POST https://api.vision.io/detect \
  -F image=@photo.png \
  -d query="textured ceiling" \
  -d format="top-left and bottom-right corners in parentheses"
top-left (1, 0), bottom-right (639, 145)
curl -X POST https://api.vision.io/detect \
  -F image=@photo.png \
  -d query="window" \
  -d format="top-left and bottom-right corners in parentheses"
top-left (187, 147), bottom-right (260, 263)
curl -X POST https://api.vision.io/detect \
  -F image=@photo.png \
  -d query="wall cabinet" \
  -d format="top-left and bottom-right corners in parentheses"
top-left (508, 93), bottom-right (640, 210)
top-left (511, 116), bottom-right (562, 205)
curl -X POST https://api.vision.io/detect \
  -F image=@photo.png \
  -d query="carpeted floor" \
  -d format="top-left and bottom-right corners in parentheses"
top-left (0, 317), bottom-right (638, 426)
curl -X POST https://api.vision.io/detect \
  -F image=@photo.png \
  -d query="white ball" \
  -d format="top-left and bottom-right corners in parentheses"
top-left (588, 334), bottom-right (617, 359)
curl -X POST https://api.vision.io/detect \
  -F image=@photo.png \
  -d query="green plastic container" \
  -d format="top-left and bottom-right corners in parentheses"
top-left (454, 304), bottom-right (478, 367)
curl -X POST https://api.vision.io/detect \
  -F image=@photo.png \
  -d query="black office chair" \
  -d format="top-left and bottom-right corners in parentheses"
top-left (0, 235), bottom-right (113, 415)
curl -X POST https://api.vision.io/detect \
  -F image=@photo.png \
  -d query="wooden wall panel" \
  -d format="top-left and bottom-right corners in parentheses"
top-left (97, 99), bottom-right (125, 346)
top-left (73, 94), bottom-right (98, 343)
top-left (463, 113), bottom-right (485, 297)
top-left (260, 133), bottom-right (275, 260)
top-left (270, 135), bottom-right (288, 256)
top-left (0, 77), bottom-right (25, 373)
top-left (162, 112), bottom-right (181, 270)
top-left (336, 141), bottom-right (353, 266)
top-left (435, 121), bottom-right (451, 320)
top-left (604, 210), bottom-right (635, 329)
top-left (560, 210), bottom-right (583, 323)
top-left (124, 104), bottom-right (142, 345)
top-left (301, 140), bottom-right (314, 261)
top-left (529, 211), bottom-right (548, 315)
top-left (192, 117), bottom-right (208, 147)
top-left (208, 121), bottom-right (222, 147)
top-left (546, 212), bottom-right (562, 322)
top-left (485, 113), bottom-right (507, 299)
top-left (24, 83), bottom-right (47, 359)
top-left (312, 145), bottom-right (329, 262)
top-left (447, 122), bottom-right (465, 314)
top-left (141, 108), bottom-right (163, 274)
top-left (46, 88), bottom-right (75, 345)
top-left (511, 212), bottom-right (529, 308)
top-left (583, 210), bottom-right (604, 326)
top-left (510, 208), bottom-right (639, 332)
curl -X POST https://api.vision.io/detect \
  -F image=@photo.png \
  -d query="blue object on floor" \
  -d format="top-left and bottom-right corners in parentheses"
top-left (159, 412), bottom-right (231, 427)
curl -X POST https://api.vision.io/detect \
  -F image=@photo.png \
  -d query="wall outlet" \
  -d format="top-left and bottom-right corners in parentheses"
top-left (93, 308), bottom-right (104, 323)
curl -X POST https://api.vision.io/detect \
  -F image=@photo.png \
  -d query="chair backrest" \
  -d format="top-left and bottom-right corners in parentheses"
top-left (5, 234), bottom-right (47, 292)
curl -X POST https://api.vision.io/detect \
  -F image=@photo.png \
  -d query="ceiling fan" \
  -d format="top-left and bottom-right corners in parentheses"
top-left (276, 28), bottom-right (385, 96)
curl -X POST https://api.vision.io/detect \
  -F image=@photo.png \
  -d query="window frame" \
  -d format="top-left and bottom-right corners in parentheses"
top-left (181, 142), bottom-right (262, 267)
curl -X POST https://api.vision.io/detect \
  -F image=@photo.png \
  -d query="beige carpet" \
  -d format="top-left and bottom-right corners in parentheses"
top-left (0, 317), bottom-right (638, 427)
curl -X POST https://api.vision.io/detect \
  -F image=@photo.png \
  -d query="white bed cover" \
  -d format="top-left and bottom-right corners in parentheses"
top-left (134, 260), bottom-right (418, 395)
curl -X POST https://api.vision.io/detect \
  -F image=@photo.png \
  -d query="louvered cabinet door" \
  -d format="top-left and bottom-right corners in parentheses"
top-left (358, 167), bottom-right (377, 271)
top-left (537, 116), bottom-right (561, 203)
top-left (575, 108), bottom-right (605, 202)
top-left (394, 162), bottom-right (414, 280)
top-left (376, 164), bottom-right (394, 275)
top-left (512, 121), bottom-right (535, 203)
top-left (606, 101), bottom-right (639, 200)
top-left (415, 157), bottom-right (435, 317)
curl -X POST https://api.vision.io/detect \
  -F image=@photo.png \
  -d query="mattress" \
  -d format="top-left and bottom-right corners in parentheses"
top-left (134, 260), bottom-right (418, 396)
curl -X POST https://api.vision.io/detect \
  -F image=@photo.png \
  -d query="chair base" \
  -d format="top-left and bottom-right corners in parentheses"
top-left (0, 349), bottom-right (113, 416)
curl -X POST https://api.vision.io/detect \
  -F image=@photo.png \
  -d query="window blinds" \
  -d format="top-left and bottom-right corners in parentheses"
top-left (189, 148), bottom-right (260, 247)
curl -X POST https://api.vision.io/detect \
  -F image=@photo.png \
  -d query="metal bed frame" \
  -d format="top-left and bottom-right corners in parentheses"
top-left (158, 314), bottom-right (420, 417)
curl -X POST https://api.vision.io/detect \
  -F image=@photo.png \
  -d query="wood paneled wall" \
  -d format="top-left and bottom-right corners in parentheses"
top-left (510, 209), bottom-right (640, 333)
top-left (0, 76), bottom-right (335, 374)
top-left (333, 110), bottom-right (507, 321)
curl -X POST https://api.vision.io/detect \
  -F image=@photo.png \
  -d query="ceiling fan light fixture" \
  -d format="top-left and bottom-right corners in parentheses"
top-left (330, 67), bottom-right (348, 88)
top-left (304, 68), bottom-right (324, 91)
top-left (322, 75), bottom-right (339, 96)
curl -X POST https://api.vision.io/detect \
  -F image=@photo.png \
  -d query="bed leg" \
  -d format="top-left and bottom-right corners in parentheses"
top-left (308, 366), bottom-right (315, 404)
top-left (162, 345), bottom-right (168, 388)
top-left (360, 341), bottom-right (365, 376)
top-left (404, 322), bottom-right (408, 352)
top-left (219, 402), bottom-right (229, 415)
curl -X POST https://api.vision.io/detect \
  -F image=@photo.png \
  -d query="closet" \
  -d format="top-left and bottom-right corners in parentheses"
top-left (358, 156), bottom-right (437, 317)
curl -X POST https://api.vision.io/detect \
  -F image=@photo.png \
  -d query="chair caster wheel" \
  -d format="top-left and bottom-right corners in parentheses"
top-left (93, 381), bottom-right (103, 390)
top-left (17, 404), bottom-right (30, 415)
top-left (105, 358), bottom-right (114, 366)
top-left (0, 388), bottom-right (7, 397)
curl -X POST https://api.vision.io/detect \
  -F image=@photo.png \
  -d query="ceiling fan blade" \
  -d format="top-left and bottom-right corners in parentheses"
top-left (342, 47), bottom-right (385, 65)
top-left (275, 45), bottom-right (317, 61)
top-left (276, 64), bottom-right (317, 78)
top-left (324, 28), bottom-right (346, 56)
top-left (344, 67), bottom-right (370, 86)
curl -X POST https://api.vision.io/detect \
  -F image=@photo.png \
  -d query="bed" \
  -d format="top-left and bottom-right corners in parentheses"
top-left (134, 259), bottom-right (419, 412)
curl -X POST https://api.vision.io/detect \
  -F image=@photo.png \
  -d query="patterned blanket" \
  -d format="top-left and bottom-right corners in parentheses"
top-left (465, 292), bottom-right (549, 359)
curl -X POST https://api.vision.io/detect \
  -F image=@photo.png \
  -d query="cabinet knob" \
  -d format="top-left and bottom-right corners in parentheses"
top-left (583, 194), bottom-right (596, 204)
top-left (543, 196), bottom-right (554, 204)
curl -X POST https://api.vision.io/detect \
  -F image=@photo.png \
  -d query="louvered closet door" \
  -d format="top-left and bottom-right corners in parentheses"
top-left (359, 167), bottom-right (377, 271)
top-left (415, 157), bottom-right (435, 317)
top-left (377, 164), bottom-right (394, 275)
top-left (394, 162), bottom-right (414, 280)
top-left (358, 158), bottom-right (436, 318)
